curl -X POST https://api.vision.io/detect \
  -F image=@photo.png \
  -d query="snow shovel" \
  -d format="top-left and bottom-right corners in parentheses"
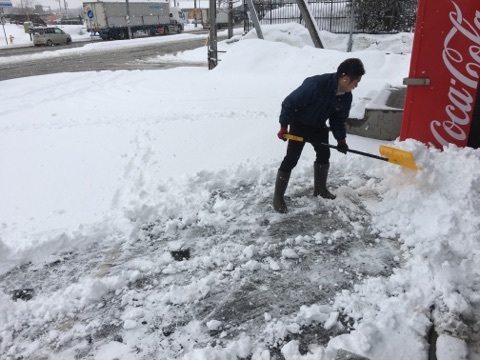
top-left (283, 134), bottom-right (420, 170)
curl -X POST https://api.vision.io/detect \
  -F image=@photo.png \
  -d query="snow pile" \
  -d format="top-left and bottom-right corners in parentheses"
top-left (329, 141), bottom-right (480, 358)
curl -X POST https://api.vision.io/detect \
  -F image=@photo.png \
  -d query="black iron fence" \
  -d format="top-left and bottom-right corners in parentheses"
top-left (243, 0), bottom-right (417, 34)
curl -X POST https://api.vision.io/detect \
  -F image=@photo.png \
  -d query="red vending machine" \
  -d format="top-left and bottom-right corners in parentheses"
top-left (400, 0), bottom-right (480, 149)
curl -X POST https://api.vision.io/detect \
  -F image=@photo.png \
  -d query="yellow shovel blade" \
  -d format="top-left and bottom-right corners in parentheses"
top-left (379, 145), bottom-right (420, 170)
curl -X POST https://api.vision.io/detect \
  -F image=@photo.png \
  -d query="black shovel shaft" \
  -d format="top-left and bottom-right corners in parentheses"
top-left (321, 143), bottom-right (389, 162)
top-left (283, 133), bottom-right (388, 162)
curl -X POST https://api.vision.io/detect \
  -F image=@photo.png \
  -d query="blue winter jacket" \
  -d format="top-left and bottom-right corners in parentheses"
top-left (279, 73), bottom-right (352, 141)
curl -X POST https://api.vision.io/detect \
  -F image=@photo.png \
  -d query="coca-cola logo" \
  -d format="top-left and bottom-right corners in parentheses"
top-left (430, 2), bottom-right (480, 147)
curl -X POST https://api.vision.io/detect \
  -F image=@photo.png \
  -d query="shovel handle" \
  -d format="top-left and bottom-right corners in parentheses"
top-left (283, 134), bottom-right (389, 162)
top-left (322, 143), bottom-right (389, 161)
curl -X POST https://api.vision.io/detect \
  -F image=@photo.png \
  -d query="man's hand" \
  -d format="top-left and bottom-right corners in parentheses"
top-left (336, 139), bottom-right (349, 154)
top-left (277, 127), bottom-right (289, 141)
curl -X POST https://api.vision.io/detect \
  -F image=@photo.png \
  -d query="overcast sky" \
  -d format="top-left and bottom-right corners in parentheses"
top-left (9, 0), bottom-right (85, 12)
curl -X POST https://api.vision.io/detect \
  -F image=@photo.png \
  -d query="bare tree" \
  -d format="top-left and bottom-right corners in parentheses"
top-left (18, 0), bottom-right (36, 18)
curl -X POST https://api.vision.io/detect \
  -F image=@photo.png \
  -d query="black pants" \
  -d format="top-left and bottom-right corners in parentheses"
top-left (279, 122), bottom-right (330, 172)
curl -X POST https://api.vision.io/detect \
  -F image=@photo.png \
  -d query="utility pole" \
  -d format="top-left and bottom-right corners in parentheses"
top-left (194, 0), bottom-right (197, 27)
top-left (347, 0), bottom-right (355, 52)
top-left (227, 0), bottom-right (232, 39)
top-left (125, 0), bottom-right (132, 39)
top-left (208, 0), bottom-right (217, 69)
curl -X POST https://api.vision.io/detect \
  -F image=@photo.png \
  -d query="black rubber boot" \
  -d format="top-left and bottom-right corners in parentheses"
top-left (273, 170), bottom-right (290, 213)
top-left (313, 163), bottom-right (336, 199)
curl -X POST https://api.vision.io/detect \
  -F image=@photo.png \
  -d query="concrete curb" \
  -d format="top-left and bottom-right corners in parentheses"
top-left (347, 86), bottom-right (406, 141)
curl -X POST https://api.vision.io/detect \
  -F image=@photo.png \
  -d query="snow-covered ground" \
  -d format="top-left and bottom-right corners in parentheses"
top-left (0, 22), bottom-right (479, 360)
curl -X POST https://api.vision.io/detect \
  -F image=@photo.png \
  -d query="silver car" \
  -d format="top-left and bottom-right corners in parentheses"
top-left (32, 27), bottom-right (72, 47)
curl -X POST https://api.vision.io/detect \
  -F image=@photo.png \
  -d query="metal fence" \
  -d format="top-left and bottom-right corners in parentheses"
top-left (243, 0), bottom-right (417, 34)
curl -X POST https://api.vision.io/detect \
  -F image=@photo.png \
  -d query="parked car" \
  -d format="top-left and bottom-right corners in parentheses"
top-left (31, 27), bottom-right (72, 46)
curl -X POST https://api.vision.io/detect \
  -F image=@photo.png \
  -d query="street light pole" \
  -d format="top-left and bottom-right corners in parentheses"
top-left (1, 15), bottom-right (8, 46)
top-left (125, 0), bottom-right (132, 39)
top-left (194, 0), bottom-right (197, 27)
top-left (208, 0), bottom-right (217, 69)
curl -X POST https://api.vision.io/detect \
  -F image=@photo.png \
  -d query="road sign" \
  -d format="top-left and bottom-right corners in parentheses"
top-left (87, 10), bottom-right (94, 19)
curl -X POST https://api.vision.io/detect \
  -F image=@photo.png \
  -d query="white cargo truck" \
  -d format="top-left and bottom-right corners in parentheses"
top-left (83, 1), bottom-right (186, 40)
top-left (202, 8), bottom-right (229, 29)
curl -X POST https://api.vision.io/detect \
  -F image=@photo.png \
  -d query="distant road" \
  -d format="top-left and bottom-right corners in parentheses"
top-left (0, 33), bottom-right (219, 81)
top-left (0, 39), bottom-right (102, 57)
